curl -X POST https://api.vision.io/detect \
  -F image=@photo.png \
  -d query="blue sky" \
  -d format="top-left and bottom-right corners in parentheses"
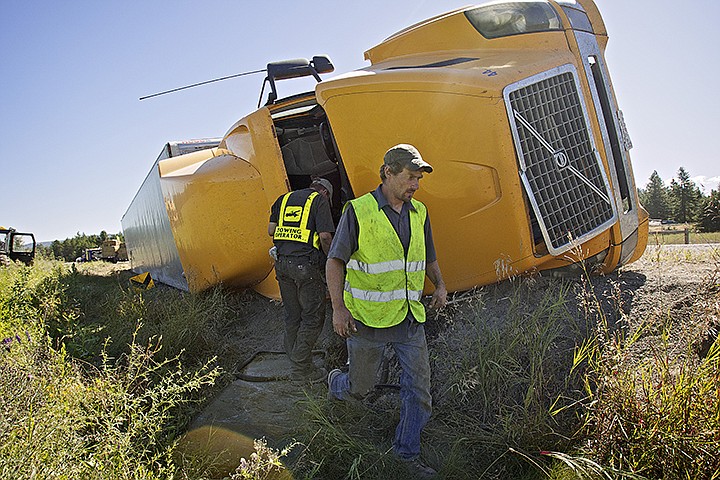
top-left (1, 1), bottom-right (718, 242)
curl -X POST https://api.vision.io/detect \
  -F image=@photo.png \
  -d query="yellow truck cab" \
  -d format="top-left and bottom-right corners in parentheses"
top-left (122, 0), bottom-right (648, 297)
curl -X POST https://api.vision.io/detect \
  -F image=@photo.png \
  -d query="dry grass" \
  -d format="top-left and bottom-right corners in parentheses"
top-left (3, 253), bottom-right (719, 479)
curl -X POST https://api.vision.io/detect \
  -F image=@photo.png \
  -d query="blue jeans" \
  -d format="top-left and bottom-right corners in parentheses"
top-left (329, 319), bottom-right (432, 460)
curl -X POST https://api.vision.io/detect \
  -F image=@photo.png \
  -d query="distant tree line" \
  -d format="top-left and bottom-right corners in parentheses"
top-left (638, 167), bottom-right (720, 232)
top-left (37, 231), bottom-right (125, 261)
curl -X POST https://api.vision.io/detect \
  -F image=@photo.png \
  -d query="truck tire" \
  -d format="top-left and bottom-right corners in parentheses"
top-left (0, 253), bottom-right (10, 267)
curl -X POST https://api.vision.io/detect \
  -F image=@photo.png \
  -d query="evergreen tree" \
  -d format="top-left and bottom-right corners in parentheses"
top-left (699, 190), bottom-right (720, 232)
top-left (669, 167), bottom-right (703, 223)
top-left (639, 171), bottom-right (671, 219)
top-left (48, 232), bottom-right (123, 261)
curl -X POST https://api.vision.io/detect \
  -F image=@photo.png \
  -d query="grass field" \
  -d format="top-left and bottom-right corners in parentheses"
top-left (1, 255), bottom-right (718, 479)
top-left (648, 224), bottom-right (720, 245)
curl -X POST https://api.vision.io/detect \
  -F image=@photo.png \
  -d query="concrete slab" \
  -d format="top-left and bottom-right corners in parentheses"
top-left (176, 351), bottom-right (326, 478)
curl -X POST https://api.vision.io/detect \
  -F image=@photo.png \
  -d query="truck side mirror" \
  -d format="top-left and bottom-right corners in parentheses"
top-left (311, 55), bottom-right (334, 74)
top-left (262, 55), bottom-right (334, 106)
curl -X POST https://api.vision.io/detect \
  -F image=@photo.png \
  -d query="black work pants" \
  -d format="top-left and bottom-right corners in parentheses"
top-left (274, 254), bottom-right (326, 375)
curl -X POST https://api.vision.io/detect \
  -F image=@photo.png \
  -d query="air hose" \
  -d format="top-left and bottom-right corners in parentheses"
top-left (233, 349), bottom-right (326, 382)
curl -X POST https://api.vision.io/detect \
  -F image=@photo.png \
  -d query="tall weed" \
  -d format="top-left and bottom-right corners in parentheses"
top-left (299, 277), bottom-right (590, 479)
top-left (554, 256), bottom-right (720, 479)
top-left (55, 262), bottom-right (241, 368)
top-left (5, 253), bottom-right (719, 479)
top-left (299, 394), bottom-right (412, 479)
top-left (0, 260), bottom-right (224, 479)
top-left (428, 279), bottom-right (586, 478)
top-left (571, 301), bottom-right (720, 478)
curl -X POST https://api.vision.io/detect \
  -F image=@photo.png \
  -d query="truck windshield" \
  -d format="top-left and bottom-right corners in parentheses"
top-left (464, 1), bottom-right (562, 39)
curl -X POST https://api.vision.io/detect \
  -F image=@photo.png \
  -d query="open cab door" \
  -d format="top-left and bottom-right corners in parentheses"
top-left (0, 228), bottom-right (35, 266)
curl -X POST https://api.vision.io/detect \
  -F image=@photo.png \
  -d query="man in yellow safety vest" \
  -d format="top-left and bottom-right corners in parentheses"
top-left (268, 177), bottom-right (335, 383)
top-left (326, 144), bottom-right (447, 478)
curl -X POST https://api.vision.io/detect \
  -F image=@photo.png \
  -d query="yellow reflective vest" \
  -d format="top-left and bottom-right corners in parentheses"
top-left (273, 191), bottom-right (321, 250)
top-left (344, 192), bottom-right (427, 327)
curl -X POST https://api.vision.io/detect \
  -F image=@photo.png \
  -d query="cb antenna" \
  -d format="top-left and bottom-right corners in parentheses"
top-left (139, 68), bottom-right (266, 101)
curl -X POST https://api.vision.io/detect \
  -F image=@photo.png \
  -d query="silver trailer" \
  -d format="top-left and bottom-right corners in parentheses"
top-left (121, 138), bottom-right (221, 290)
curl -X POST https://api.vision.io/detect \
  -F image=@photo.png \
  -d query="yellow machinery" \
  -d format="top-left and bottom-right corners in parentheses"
top-left (100, 238), bottom-right (129, 263)
top-left (122, 0), bottom-right (648, 298)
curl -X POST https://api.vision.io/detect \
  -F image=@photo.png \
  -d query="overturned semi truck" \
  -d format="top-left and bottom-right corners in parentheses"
top-left (122, 0), bottom-right (649, 299)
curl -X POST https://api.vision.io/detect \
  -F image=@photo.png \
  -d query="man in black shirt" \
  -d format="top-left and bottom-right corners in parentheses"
top-left (268, 178), bottom-right (335, 382)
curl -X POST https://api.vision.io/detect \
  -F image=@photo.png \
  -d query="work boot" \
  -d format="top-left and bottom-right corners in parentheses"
top-left (399, 456), bottom-right (438, 479)
top-left (306, 366), bottom-right (328, 384)
top-left (293, 366), bottom-right (327, 384)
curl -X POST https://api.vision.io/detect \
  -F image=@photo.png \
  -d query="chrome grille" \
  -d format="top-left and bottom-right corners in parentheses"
top-left (504, 66), bottom-right (616, 255)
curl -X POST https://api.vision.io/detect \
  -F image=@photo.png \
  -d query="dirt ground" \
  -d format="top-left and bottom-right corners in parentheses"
top-left (603, 245), bottom-right (719, 360)
top-left (178, 244), bottom-right (720, 476)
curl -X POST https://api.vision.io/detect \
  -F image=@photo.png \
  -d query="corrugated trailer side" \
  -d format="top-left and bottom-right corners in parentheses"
top-left (121, 139), bottom-right (221, 291)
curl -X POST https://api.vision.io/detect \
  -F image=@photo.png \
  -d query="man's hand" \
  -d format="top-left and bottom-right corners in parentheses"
top-left (327, 257), bottom-right (357, 338)
top-left (429, 283), bottom-right (447, 310)
top-left (333, 305), bottom-right (357, 338)
top-left (426, 260), bottom-right (447, 310)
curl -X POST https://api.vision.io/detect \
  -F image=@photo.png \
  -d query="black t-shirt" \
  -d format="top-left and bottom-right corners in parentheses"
top-left (270, 188), bottom-right (335, 257)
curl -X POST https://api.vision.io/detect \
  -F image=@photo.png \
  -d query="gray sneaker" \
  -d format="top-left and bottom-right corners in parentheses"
top-left (400, 457), bottom-right (438, 479)
top-left (327, 368), bottom-right (342, 400)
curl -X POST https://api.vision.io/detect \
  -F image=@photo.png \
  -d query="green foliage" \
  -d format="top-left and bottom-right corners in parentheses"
top-left (0, 334), bottom-right (220, 479)
top-left (564, 264), bottom-right (720, 479)
top-left (57, 271), bottom-right (238, 365)
top-left (0, 259), bottom-right (224, 479)
top-left (299, 259), bottom-right (720, 479)
top-left (669, 167), bottom-right (704, 223)
top-left (300, 394), bottom-right (412, 479)
top-left (3, 255), bottom-right (720, 479)
top-left (39, 231), bottom-right (124, 261)
top-left (638, 171), bottom-right (670, 219)
top-left (640, 168), bottom-right (718, 229)
top-left (699, 190), bottom-right (720, 232)
top-left (298, 279), bottom-right (590, 479)
top-left (428, 281), bottom-right (586, 478)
